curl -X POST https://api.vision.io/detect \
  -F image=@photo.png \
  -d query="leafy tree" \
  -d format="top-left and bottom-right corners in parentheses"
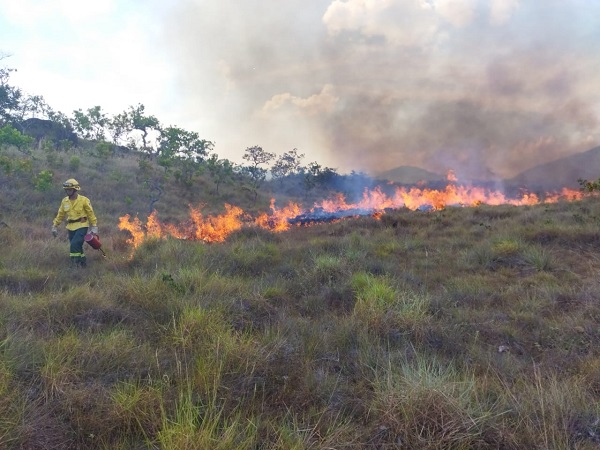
top-left (0, 64), bottom-right (22, 125)
top-left (137, 159), bottom-right (154, 183)
top-left (158, 126), bottom-right (214, 184)
top-left (271, 148), bottom-right (304, 185)
top-left (22, 94), bottom-right (49, 119)
top-left (205, 154), bottom-right (234, 194)
top-left (71, 106), bottom-right (108, 141)
top-left (303, 161), bottom-right (321, 194)
top-left (0, 57), bottom-right (52, 125)
top-left (302, 161), bottom-right (338, 195)
top-left (47, 109), bottom-right (72, 131)
top-left (0, 124), bottom-right (33, 152)
top-left (85, 105), bottom-right (108, 140)
top-left (109, 111), bottom-right (132, 146)
top-left (128, 104), bottom-right (161, 154)
top-left (11, 93), bottom-right (51, 124)
top-left (239, 145), bottom-right (275, 203)
top-left (71, 109), bottom-right (92, 139)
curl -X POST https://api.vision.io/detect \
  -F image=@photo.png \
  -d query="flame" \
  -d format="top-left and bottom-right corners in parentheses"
top-left (118, 204), bottom-right (245, 249)
top-left (118, 213), bottom-right (147, 248)
top-left (254, 198), bottom-right (302, 232)
top-left (118, 177), bottom-right (587, 249)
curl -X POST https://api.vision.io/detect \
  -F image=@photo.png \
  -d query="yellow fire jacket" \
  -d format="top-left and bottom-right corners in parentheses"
top-left (53, 194), bottom-right (98, 231)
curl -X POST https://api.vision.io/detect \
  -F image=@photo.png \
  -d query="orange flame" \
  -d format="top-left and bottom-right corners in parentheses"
top-left (118, 213), bottom-right (147, 248)
top-left (118, 178), bottom-right (587, 249)
top-left (254, 198), bottom-right (302, 232)
top-left (118, 204), bottom-right (245, 248)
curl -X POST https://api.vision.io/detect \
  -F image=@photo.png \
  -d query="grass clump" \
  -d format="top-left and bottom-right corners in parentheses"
top-left (370, 354), bottom-right (499, 449)
top-left (352, 272), bottom-right (430, 332)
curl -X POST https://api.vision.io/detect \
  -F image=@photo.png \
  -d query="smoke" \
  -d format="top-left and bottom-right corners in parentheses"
top-left (159, 0), bottom-right (600, 179)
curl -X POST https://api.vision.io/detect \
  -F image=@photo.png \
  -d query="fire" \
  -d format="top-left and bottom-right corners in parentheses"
top-left (254, 198), bottom-right (302, 232)
top-left (117, 178), bottom-right (586, 249)
top-left (118, 204), bottom-right (245, 249)
top-left (118, 213), bottom-right (147, 248)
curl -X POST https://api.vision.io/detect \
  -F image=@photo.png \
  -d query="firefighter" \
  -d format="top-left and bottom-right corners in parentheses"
top-left (51, 178), bottom-right (98, 267)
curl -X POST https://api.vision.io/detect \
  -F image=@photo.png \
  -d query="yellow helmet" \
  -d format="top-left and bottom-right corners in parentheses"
top-left (63, 178), bottom-right (80, 190)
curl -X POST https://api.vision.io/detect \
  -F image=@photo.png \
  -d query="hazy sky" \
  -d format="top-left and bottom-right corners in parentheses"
top-left (2, 0), bottom-right (600, 180)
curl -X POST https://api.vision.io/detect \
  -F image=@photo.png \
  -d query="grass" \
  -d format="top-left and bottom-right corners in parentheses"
top-left (1, 146), bottom-right (600, 448)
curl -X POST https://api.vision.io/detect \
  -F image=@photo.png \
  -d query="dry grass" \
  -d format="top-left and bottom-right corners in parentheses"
top-left (1, 144), bottom-right (599, 449)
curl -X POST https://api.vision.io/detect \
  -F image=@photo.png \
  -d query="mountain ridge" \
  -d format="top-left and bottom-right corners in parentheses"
top-left (375, 146), bottom-right (600, 191)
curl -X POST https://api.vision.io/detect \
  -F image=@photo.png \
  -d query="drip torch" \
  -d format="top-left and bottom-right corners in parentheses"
top-left (84, 233), bottom-right (107, 257)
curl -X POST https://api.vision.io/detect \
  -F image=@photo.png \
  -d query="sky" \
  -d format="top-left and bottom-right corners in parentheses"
top-left (2, 0), bottom-right (600, 181)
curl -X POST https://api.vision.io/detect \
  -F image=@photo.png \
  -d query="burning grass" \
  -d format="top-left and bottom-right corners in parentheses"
top-left (117, 179), bottom-right (588, 250)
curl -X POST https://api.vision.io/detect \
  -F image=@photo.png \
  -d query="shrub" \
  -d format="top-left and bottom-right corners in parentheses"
top-left (69, 156), bottom-right (80, 172)
top-left (33, 169), bottom-right (54, 192)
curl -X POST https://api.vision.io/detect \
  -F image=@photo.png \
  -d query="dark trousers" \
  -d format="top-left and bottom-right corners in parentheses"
top-left (68, 227), bottom-right (88, 257)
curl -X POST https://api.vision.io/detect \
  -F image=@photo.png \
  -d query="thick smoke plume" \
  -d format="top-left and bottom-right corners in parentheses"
top-left (160, 0), bottom-right (600, 180)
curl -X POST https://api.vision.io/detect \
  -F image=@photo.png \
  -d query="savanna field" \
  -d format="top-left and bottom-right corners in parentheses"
top-left (1, 144), bottom-right (600, 449)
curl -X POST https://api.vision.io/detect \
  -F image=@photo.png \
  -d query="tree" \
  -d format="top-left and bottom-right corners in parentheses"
top-left (47, 109), bottom-right (72, 130)
top-left (0, 64), bottom-right (22, 125)
top-left (239, 145), bottom-right (275, 203)
top-left (109, 111), bottom-right (132, 146)
top-left (158, 126), bottom-right (214, 184)
top-left (0, 124), bottom-right (33, 152)
top-left (205, 154), bottom-right (234, 194)
top-left (271, 148), bottom-right (304, 185)
top-left (11, 94), bottom-right (51, 124)
top-left (71, 106), bottom-right (108, 141)
top-left (302, 161), bottom-right (338, 196)
top-left (128, 104), bottom-right (161, 154)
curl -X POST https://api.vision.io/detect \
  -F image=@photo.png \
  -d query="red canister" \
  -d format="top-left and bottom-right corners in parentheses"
top-left (84, 233), bottom-right (102, 250)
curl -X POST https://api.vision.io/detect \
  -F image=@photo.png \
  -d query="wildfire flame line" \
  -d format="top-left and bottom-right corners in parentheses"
top-left (118, 182), bottom-right (585, 248)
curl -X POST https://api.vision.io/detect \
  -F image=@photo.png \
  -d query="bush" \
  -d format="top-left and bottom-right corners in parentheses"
top-left (69, 156), bottom-right (80, 172)
top-left (33, 169), bottom-right (54, 192)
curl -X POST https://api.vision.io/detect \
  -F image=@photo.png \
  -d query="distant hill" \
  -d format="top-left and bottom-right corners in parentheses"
top-left (375, 146), bottom-right (600, 192)
top-left (507, 145), bottom-right (600, 191)
top-left (374, 165), bottom-right (444, 185)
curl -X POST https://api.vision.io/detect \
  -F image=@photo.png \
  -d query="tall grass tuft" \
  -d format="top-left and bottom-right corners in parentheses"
top-left (370, 353), bottom-right (498, 449)
top-left (352, 272), bottom-right (430, 333)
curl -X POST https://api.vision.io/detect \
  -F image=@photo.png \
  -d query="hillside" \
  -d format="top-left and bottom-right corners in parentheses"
top-left (374, 165), bottom-right (444, 185)
top-left (507, 145), bottom-right (600, 191)
top-left (0, 138), bottom-right (599, 449)
top-left (374, 146), bottom-right (600, 193)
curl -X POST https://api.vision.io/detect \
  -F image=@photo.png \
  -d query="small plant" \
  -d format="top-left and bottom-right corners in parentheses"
top-left (95, 140), bottom-right (114, 162)
top-left (33, 169), bottom-right (54, 192)
top-left (491, 237), bottom-right (521, 256)
top-left (522, 245), bottom-right (555, 272)
top-left (39, 331), bottom-right (82, 400)
top-left (69, 156), bottom-right (80, 171)
top-left (313, 254), bottom-right (344, 283)
top-left (161, 272), bottom-right (184, 293)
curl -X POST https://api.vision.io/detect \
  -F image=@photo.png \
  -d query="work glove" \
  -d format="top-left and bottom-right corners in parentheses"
top-left (90, 226), bottom-right (98, 235)
top-left (51, 226), bottom-right (58, 237)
